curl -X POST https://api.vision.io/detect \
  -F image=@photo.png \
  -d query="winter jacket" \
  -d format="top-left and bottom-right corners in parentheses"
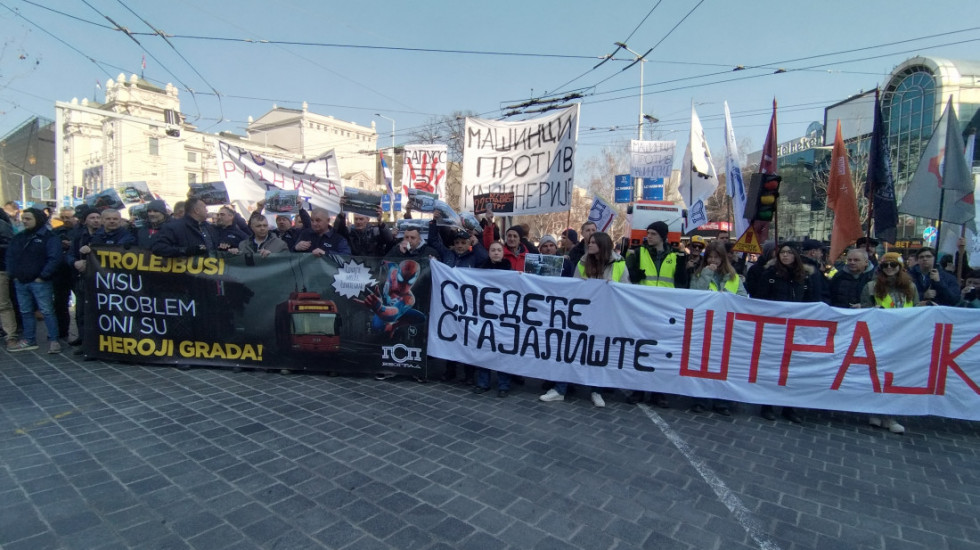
top-left (136, 218), bottom-right (170, 248)
top-left (753, 259), bottom-right (818, 303)
top-left (829, 265), bottom-right (875, 308)
top-left (426, 222), bottom-right (487, 268)
top-left (91, 226), bottom-right (137, 247)
top-left (214, 224), bottom-right (250, 249)
top-left (0, 216), bottom-right (13, 271)
top-left (481, 221), bottom-right (527, 271)
top-left (296, 228), bottom-right (351, 255)
top-left (238, 234), bottom-right (289, 255)
top-left (151, 215), bottom-right (220, 257)
top-left (908, 265), bottom-right (960, 306)
top-left (334, 215), bottom-right (394, 257)
top-left (7, 225), bottom-right (62, 283)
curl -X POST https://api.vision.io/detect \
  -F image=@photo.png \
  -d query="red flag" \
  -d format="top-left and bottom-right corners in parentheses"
top-left (750, 98), bottom-right (778, 243)
top-left (828, 120), bottom-right (863, 262)
top-left (760, 98), bottom-right (778, 175)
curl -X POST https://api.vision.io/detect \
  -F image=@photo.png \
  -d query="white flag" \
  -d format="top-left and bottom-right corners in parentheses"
top-left (680, 105), bottom-right (718, 229)
top-left (587, 195), bottom-right (616, 232)
top-left (724, 102), bottom-right (749, 238)
top-left (938, 133), bottom-right (980, 267)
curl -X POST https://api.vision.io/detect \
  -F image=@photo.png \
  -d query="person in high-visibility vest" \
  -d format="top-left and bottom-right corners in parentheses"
top-left (623, 221), bottom-right (688, 407)
top-left (688, 241), bottom-right (746, 416)
top-left (540, 232), bottom-right (629, 408)
top-left (858, 251), bottom-right (917, 435)
top-left (859, 252), bottom-right (919, 309)
top-left (689, 241), bottom-right (747, 297)
top-left (625, 221), bottom-right (689, 290)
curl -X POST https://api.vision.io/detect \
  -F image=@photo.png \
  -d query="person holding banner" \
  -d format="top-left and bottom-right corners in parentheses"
top-left (858, 251), bottom-right (918, 434)
top-left (754, 243), bottom-right (819, 424)
top-left (472, 241), bottom-right (513, 397)
top-left (294, 209), bottom-right (351, 256)
top-left (237, 214), bottom-right (288, 256)
top-left (152, 198), bottom-right (219, 257)
top-left (482, 210), bottom-right (529, 271)
top-left (908, 247), bottom-right (959, 306)
top-left (624, 221), bottom-right (688, 407)
top-left (688, 241), bottom-right (747, 416)
top-left (860, 252), bottom-right (919, 309)
top-left (135, 200), bottom-right (170, 249)
top-left (539, 232), bottom-right (627, 407)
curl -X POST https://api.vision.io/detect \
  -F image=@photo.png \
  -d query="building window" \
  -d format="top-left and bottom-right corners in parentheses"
top-left (188, 173), bottom-right (197, 184)
top-left (187, 151), bottom-right (197, 162)
top-left (149, 137), bottom-right (159, 156)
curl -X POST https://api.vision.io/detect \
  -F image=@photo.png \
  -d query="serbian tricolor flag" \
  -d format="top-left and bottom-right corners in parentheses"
top-left (379, 151), bottom-right (394, 196)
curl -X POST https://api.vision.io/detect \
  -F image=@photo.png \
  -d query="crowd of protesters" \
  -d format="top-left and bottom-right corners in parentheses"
top-left (3, 196), bottom-right (979, 435)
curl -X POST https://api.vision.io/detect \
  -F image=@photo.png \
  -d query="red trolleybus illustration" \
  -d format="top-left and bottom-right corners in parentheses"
top-left (275, 292), bottom-right (341, 353)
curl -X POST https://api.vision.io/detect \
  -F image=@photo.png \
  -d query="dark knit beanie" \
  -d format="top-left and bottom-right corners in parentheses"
top-left (146, 199), bottom-right (168, 214)
top-left (647, 221), bottom-right (669, 242)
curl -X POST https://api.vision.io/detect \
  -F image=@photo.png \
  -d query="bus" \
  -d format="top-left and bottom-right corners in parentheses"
top-left (274, 292), bottom-right (341, 353)
top-left (628, 201), bottom-right (686, 246)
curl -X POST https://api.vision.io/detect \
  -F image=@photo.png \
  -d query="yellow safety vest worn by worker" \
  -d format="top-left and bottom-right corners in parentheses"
top-left (709, 276), bottom-right (741, 293)
top-left (638, 247), bottom-right (678, 287)
top-left (577, 260), bottom-right (626, 282)
top-left (874, 294), bottom-right (913, 308)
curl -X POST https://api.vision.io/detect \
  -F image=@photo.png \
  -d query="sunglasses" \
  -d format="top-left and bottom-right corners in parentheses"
top-left (880, 262), bottom-right (901, 269)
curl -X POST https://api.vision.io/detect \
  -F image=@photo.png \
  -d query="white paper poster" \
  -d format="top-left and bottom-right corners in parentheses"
top-left (462, 105), bottom-right (579, 215)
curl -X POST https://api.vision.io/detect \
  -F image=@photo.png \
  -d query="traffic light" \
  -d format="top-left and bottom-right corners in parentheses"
top-left (743, 173), bottom-right (781, 222)
top-left (755, 174), bottom-right (781, 222)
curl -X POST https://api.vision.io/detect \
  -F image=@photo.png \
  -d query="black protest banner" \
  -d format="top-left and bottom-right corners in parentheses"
top-left (84, 248), bottom-right (430, 376)
top-left (473, 192), bottom-right (516, 214)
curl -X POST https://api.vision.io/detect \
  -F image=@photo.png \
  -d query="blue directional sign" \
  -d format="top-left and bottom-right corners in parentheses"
top-left (642, 178), bottom-right (664, 201)
top-left (381, 193), bottom-right (402, 212)
top-left (614, 174), bottom-right (634, 203)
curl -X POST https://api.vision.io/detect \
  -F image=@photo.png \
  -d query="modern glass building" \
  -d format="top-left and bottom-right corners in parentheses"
top-left (881, 57), bottom-right (980, 240)
top-left (748, 55), bottom-right (980, 245)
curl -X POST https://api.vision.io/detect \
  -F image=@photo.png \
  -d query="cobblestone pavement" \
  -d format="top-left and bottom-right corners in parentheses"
top-left (1, 351), bottom-right (979, 550)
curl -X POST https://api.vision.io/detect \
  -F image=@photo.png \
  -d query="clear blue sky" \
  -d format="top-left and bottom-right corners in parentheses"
top-left (2, 0), bottom-right (979, 166)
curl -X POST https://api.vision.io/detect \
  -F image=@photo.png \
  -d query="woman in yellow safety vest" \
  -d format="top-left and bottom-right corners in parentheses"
top-left (859, 251), bottom-right (916, 435)
top-left (540, 232), bottom-right (628, 408)
top-left (690, 241), bottom-right (747, 297)
top-left (860, 252), bottom-right (919, 309)
top-left (688, 241), bottom-right (745, 416)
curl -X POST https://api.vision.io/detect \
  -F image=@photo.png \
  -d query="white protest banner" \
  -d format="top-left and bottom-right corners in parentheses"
top-left (587, 195), bottom-right (616, 232)
top-left (462, 105), bottom-right (579, 216)
top-left (428, 262), bottom-right (980, 421)
top-left (629, 140), bottom-right (675, 180)
top-left (402, 144), bottom-right (448, 201)
top-left (217, 140), bottom-right (343, 214)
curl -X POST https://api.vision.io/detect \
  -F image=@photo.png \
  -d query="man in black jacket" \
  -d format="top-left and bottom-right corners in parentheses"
top-left (136, 200), bottom-right (170, 248)
top-left (151, 198), bottom-right (219, 257)
top-left (6, 208), bottom-right (62, 353)
top-left (294, 208), bottom-right (351, 256)
top-left (829, 248), bottom-right (874, 308)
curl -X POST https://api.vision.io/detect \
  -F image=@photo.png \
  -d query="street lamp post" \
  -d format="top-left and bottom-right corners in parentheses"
top-left (615, 42), bottom-right (651, 140)
top-left (615, 42), bottom-right (652, 203)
